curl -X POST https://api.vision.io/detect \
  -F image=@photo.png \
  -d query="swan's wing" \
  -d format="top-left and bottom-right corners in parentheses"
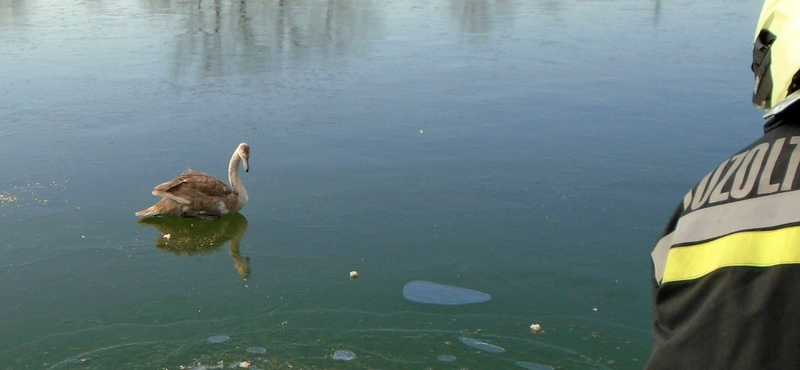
top-left (153, 169), bottom-right (233, 198)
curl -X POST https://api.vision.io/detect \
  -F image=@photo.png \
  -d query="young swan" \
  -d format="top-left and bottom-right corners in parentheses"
top-left (136, 143), bottom-right (250, 220)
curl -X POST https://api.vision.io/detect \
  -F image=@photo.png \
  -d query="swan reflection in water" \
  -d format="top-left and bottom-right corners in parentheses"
top-left (138, 213), bottom-right (251, 279)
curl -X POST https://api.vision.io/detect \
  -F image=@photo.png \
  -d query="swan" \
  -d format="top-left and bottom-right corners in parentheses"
top-left (136, 143), bottom-right (250, 220)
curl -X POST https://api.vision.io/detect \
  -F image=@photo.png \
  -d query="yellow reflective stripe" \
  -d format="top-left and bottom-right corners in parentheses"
top-left (662, 226), bottom-right (800, 283)
top-left (653, 190), bottom-right (800, 284)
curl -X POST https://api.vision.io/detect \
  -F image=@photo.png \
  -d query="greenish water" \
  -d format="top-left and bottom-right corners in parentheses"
top-left (0, 0), bottom-right (763, 368)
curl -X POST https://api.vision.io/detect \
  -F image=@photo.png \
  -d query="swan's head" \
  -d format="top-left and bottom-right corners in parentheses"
top-left (237, 143), bottom-right (250, 173)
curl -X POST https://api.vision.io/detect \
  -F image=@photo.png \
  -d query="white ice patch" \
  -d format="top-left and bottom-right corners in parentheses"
top-left (458, 337), bottom-right (505, 353)
top-left (332, 350), bottom-right (356, 361)
top-left (207, 335), bottom-right (230, 343)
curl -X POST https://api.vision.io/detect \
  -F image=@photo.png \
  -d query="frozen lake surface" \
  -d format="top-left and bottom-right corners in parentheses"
top-left (0, 0), bottom-right (762, 368)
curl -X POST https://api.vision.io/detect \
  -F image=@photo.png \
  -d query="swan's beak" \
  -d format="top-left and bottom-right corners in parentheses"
top-left (243, 158), bottom-right (250, 173)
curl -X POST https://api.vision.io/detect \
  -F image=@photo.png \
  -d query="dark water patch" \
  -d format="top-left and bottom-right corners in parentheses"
top-left (516, 360), bottom-right (555, 369)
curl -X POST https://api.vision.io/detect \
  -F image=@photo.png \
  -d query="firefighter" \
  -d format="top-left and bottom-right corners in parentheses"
top-left (648, 1), bottom-right (800, 368)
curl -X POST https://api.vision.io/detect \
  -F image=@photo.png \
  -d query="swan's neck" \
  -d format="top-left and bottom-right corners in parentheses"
top-left (228, 151), bottom-right (248, 211)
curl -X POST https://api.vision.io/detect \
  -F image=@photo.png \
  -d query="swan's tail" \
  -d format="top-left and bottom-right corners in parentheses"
top-left (136, 197), bottom-right (170, 217)
top-left (136, 198), bottom-right (184, 218)
top-left (135, 205), bottom-right (160, 218)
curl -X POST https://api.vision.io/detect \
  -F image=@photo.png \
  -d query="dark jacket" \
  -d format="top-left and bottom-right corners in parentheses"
top-left (648, 111), bottom-right (800, 369)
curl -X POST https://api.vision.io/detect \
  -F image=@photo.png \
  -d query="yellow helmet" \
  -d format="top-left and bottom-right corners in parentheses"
top-left (753, 0), bottom-right (800, 117)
